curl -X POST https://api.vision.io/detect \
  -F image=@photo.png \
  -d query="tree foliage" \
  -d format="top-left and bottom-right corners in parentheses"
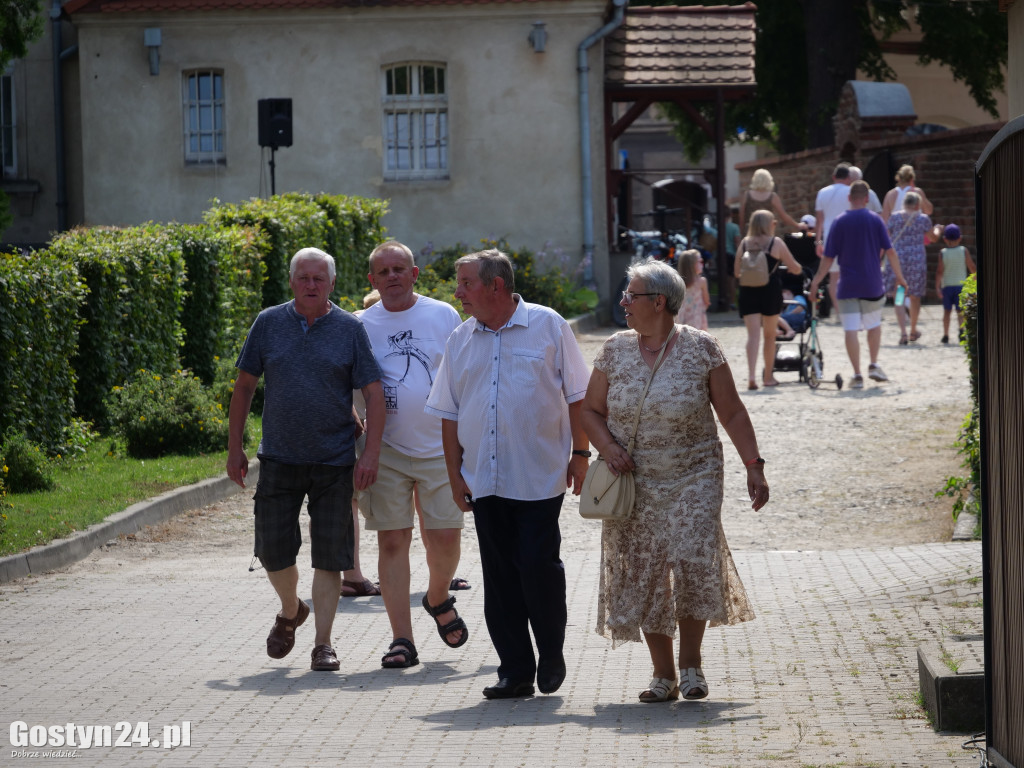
top-left (654, 0), bottom-right (1007, 158)
top-left (0, 0), bottom-right (44, 72)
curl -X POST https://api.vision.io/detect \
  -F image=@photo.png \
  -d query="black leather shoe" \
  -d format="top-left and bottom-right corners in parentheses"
top-left (537, 655), bottom-right (566, 694)
top-left (482, 678), bottom-right (535, 699)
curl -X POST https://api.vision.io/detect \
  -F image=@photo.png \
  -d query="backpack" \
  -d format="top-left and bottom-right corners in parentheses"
top-left (739, 236), bottom-right (777, 287)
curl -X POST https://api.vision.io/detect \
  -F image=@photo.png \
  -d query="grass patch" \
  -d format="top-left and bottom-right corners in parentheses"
top-left (1, 420), bottom-right (260, 557)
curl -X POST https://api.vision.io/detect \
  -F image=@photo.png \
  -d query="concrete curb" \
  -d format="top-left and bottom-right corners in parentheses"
top-left (0, 458), bottom-right (259, 584)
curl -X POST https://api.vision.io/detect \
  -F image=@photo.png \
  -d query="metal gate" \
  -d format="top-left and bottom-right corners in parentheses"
top-left (975, 115), bottom-right (1024, 768)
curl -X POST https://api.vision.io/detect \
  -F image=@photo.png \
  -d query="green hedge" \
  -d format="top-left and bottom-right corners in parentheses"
top-left (282, 192), bottom-right (388, 300)
top-left (176, 223), bottom-right (266, 384)
top-left (45, 225), bottom-right (186, 430)
top-left (0, 251), bottom-right (87, 453)
top-left (204, 195), bottom-right (329, 309)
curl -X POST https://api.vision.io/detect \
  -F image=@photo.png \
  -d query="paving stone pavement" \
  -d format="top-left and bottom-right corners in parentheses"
top-left (1, 309), bottom-right (985, 767)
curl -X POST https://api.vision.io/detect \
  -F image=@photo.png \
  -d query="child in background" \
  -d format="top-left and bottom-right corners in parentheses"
top-left (935, 223), bottom-right (976, 344)
top-left (676, 249), bottom-right (710, 330)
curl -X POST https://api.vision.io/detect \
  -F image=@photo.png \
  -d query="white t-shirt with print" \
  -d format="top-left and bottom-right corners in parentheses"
top-left (359, 295), bottom-right (461, 459)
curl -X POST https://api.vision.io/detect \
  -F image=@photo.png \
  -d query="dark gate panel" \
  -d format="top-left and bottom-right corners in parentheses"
top-left (976, 116), bottom-right (1024, 768)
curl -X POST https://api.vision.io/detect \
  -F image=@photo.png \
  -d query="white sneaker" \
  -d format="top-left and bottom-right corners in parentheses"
top-left (850, 374), bottom-right (864, 389)
top-left (868, 363), bottom-right (888, 382)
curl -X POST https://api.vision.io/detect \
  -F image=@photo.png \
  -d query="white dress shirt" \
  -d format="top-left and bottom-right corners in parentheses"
top-left (425, 296), bottom-right (590, 501)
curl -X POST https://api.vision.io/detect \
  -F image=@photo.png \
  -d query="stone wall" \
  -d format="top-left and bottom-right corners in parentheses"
top-left (737, 122), bottom-right (1004, 301)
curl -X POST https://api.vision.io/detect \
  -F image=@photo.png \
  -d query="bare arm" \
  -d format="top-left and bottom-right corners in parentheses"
top-left (580, 368), bottom-right (635, 476)
top-left (966, 248), bottom-right (976, 274)
top-left (708, 362), bottom-right (768, 511)
top-left (809, 254), bottom-right (835, 300)
top-left (815, 211), bottom-right (825, 257)
top-left (354, 380), bottom-right (384, 491)
top-left (771, 193), bottom-right (800, 229)
top-left (227, 370), bottom-right (259, 487)
top-left (566, 400), bottom-right (590, 495)
top-left (884, 248), bottom-right (908, 289)
top-left (771, 237), bottom-right (803, 275)
top-left (441, 418), bottom-right (474, 512)
top-left (881, 188), bottom-right (897, 222)
top-left (915, 187), bottom-right (934, 216)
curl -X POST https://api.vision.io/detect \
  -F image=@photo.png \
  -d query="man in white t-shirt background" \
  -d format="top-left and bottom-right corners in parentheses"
top-left (815, 163), bottom-right (854, 313)
top-left (359, 240), bottom-right (467, 669)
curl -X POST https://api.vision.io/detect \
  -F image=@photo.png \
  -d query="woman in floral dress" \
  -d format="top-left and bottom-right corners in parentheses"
top-left (581, 259), bottom-right (769, 703)
top-left (885, 191), bottom-right (937, 344)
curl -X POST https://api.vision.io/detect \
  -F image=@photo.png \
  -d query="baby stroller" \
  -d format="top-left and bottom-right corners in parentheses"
top-left (772, 279), bottom-right (843, 390)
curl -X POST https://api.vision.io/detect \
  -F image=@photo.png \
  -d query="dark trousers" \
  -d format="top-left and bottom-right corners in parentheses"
top-left (472, 494), bottom-right (567, 682)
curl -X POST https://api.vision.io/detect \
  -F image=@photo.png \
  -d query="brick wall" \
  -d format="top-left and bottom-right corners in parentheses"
top-left (736, 122), bottom-right (1004, 301)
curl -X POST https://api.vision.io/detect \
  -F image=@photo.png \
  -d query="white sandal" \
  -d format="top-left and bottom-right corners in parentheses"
top-left (681, 667), bottom-right (709, 700)
top-left (638, 677), bottom-right (679, 703)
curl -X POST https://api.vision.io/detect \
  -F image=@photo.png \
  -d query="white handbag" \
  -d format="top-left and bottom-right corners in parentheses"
top-left (579, 326), bottom-right (677, 521)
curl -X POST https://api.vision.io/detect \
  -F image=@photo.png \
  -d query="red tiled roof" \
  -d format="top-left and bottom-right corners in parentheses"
top-left (65, 0), bottom-right (563, 12)
top-left (605, 4), bottom-right (757, 89)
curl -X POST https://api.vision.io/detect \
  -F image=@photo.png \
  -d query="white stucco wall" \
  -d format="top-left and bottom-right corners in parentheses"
top-left (70, 4), bottom-right (609, 290)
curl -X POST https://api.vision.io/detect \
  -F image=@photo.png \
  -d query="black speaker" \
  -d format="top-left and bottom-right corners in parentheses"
top-left (258, 98), bottom-right (292, 148)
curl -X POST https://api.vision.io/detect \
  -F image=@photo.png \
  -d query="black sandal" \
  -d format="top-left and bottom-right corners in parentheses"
top-left (381, 637), bottom-right (419, 669)
top-left (421, 594), bottom-right (469, 648)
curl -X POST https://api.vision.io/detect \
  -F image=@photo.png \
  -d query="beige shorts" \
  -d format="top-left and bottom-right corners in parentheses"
top-left (357, 442), bottom-right (463, 532)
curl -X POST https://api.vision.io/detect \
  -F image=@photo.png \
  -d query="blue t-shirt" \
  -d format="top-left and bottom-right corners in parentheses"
top-left (236, 300), bottom-right (382, 466)
top-left (824, 208), bottom-right (893, 300)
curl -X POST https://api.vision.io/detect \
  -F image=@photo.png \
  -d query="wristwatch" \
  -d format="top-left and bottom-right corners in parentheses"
top-left (572, 449), bottom-right (592, 458)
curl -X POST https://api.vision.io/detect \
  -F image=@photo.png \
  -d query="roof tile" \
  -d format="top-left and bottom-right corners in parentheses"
top-left (606, 3), bottom-right (756, 89)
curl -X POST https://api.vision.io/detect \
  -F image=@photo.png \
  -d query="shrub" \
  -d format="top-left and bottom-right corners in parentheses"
top-left (418, 238), bottom-right (597, 319)
top-left (107, 369), bottom-right (236, 458)
top-left (938, 274), bottom-right (980, 530)
top-left (205, 195), bottom-right (329, 310)
top-left (0, 429), bottom-right (56, 493)
top-left (45, 225), bottom-right (186, 431)
top-left (176, 223), bottom-right (266, 384)
top-left (0, 250), bottom-right (87, 454)
top-left (283, 192), bottom-right (389, 299)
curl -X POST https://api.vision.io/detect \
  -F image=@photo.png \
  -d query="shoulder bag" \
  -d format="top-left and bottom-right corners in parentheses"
top-left (579, 326), bottom-right (679, 521)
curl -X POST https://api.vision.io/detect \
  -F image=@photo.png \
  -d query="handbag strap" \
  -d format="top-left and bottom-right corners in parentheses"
top-left (626, 324), bottom-right (679, 453)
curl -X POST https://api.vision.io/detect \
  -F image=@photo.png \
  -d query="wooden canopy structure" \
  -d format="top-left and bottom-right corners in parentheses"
top-left (604, 3), bottom-right (757, 306)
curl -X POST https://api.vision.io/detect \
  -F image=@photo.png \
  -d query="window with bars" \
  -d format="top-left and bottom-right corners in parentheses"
top-left (1, 73), bottom-right (15, 176)
top-left (182, 70), bottom-right (225, 165)
top-left (383, 63), bottom-right (448, 180)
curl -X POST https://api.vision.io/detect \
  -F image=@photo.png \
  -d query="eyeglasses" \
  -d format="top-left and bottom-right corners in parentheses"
top-left (620, 291), bottom-right (659, 305)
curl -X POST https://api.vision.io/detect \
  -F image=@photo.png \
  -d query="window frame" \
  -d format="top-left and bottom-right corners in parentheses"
top-left (1, 70), bottom-right (16, 177)
top-left (382, 62), bottom-right (449, 181)
top-left (182, 69), bottom-right (226, 166)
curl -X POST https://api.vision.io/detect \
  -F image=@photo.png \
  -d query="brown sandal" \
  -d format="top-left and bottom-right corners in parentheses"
top-left (266, 600), bottom-right (309, 659)
top-left (342, 579), bottom-right (381, 597)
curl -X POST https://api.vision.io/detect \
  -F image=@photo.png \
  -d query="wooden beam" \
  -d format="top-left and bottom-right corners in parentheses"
top-left (609, 98), bottom-right (655, 141)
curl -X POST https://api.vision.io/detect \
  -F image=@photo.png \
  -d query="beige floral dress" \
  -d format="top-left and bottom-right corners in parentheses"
top-left (594, 326), bottom-right (755, 647)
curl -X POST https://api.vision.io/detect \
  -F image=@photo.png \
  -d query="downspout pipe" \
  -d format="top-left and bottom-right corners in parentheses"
top-left (578, 0), bottom-right (626, 286)
top-left (51, 0), bottom-right (77, 234)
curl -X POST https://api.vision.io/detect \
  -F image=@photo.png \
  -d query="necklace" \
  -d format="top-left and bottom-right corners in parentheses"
top-left (640, 327), bottom-right (675, 353)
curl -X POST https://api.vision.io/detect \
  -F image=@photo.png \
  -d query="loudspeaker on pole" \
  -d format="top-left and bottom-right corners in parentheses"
top-left (258, 98), bottom-right (293, 149)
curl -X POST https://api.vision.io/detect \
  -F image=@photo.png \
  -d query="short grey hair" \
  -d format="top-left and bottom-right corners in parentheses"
top-left (902, 191), bottom-right (921, 209)
top-left (454, 249), bottom-right (515, 293)
top-left (290, 247), bottom-right (336, 281)
top-left (368, 240), bottom-right (415, 270)
top-left (626, 258), bottom-right (685, 315)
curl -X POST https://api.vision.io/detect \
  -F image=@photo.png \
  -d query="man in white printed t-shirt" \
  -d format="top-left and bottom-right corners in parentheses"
top-left (426, 249), bottom-right (591, 701)
top-left (359, 241), bottom-right (466, 670)
top-left (815, 162), bottom-right (854, 312)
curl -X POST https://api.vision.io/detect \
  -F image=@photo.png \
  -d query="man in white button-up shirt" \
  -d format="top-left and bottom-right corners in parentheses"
top-left (425, 249), bottom-right (591, 700)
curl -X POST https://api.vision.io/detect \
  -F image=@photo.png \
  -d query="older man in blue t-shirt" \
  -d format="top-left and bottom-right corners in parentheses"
top-left (810, 181), bottom-right (908, 390)
top-left (228, 247), bottom-right (385, 672)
